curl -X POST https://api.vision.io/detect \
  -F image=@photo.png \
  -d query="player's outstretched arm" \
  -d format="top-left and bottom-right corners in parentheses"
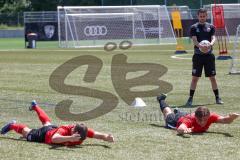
top-left (216, 113), bottom-right (239, 124)
top-left (51, 133), bottom-right (81, 144)
top-left (93, 131), bottom-right (114, 142)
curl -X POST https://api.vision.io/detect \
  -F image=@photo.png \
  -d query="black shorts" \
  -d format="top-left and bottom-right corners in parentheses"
top-left (192, 54), bottom-right (216, 77)
top-left (165, 111), bottom-right (188, 129)
top-left (26, 125), bottom-right (57, 143)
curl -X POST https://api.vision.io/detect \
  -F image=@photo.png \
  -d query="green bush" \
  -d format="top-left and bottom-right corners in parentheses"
top-left (0, 24), bottom-right (23, 30)
top-left (0, 23), bottom-right (8, 29)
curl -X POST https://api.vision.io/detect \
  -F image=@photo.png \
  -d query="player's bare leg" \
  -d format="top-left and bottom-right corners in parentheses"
top-left (156, 94), bottom-right (173, 119)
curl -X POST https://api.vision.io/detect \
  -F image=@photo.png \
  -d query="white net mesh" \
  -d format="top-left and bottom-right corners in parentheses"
top-left (230, 25), bottom-right (240, 74)
top-left (58, 5), bottom-right (176, 48)
top-left (204, 4), bottom-right (240, 37)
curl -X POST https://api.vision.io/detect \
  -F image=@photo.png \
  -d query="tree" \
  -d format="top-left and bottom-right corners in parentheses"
top-left (28, 0), bottom-right (101, 11)
top-left (0, 0), bottom-right (30, 14)
top-left (28, 0), bottom-right (59, 11)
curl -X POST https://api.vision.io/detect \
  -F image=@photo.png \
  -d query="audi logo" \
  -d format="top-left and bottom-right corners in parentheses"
top-left (84, 25), bottom-right (108, 36)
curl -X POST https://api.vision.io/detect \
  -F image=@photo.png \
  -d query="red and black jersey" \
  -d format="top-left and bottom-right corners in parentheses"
top-left (176, 113), bottom-right (220, 133)
top-left (44, 125), bottom-right (95, 146)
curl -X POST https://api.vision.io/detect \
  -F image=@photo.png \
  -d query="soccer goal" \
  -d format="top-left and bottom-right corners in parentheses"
top-left (57, 5), bottom-right (176, 48)
top-left (204, 3), bottom-right (240, 39)
top-left (229, 25), bottom-right (240, 74)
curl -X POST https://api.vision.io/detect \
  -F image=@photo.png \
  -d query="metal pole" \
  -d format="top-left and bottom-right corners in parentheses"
top-left (17, 12), bottom-right (20, 26)
top-left (130, 0), bottom-right (132, 5)
top-left (200, 0), bottom-right (202, 8)
top-left (164, 0), bottom-right (167, 6)
top-left (101, 0), bottom-right (103, 6)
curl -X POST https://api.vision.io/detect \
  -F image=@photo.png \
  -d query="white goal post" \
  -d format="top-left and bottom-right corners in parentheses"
top-left (229, 25), bottom-right (240, 74)
top-left (57, 5), bottom-right (176, 48)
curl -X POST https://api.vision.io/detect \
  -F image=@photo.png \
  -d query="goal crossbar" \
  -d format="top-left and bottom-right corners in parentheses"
top-left (58, 5), bottom-right (160, 9)
top-left (66, 13), bottom-right (134, 16)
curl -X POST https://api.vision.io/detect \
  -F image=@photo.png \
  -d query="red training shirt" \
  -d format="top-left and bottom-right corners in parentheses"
top-left (44, 125), bottom-right (95, 146)
top-left (176, 113), bottom-right (220, 133)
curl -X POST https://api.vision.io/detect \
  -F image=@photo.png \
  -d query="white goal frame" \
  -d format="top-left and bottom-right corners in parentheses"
top-left (230, 24), bottom-right (240, 74)
top-left (57, 5), bottom-right (176, 48)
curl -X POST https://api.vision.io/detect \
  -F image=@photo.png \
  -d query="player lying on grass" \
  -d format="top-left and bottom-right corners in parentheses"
top-left (1, 100), bottom-right (114, 146)
top-left (157, 94), bottom-right (239, 134)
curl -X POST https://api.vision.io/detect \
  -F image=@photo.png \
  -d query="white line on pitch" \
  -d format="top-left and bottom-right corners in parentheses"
top-left (171, 54), bottom-right (192, 60)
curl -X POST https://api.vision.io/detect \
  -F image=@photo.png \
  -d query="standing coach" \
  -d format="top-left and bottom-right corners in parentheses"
top-left (186, 8), bottom-right (224, 106)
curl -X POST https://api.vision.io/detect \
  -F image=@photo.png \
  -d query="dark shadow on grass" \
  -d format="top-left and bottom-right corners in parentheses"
top-left (71, 143), bottom-right (111, 149)
top-left (177, 131), bottom-right (233, 138)
top-left (177, 134), bottom-right (192, 138)
top-left (188, 131), bottom-right (233, 137)
top-left (227, 73), bottom-right (240, 76)
top-left (171, 103), bottom-right (216, 109)
top-left (0, 136), bottom-right (111, 151)
top-left (48, 144), bottom-right (76, 151)
top-left (149, 123), bottom-right (166, 128)
top-left (149, 124), bottom-right (192, 138)
top-left (0, 136), bottom-right (26, 142)
top-left (205, 131), bottom-right (233, 137)
top-left (150, 124), bottom-right (193, 139)
top-left (149, 123), bottom-right (178, 130)
top-left (149, 124), bottom-right (233, 138)
top-left (49, 143), bottom-right (111, 150)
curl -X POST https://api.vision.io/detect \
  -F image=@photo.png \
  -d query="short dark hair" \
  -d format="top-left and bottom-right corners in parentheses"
top-left (195, 106), bottom-right (210, 119)
top-left (197, 8), bottom-right (207, 15)
top-left (73, 123), bottom-right (88, 140)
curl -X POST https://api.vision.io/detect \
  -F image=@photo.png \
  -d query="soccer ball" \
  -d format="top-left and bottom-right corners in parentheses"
top-left (199, 40), bottom-right (211, 53)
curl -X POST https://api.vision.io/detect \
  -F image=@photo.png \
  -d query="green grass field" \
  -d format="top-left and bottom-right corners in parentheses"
top-left (0, 38), bottom-right (239, 160)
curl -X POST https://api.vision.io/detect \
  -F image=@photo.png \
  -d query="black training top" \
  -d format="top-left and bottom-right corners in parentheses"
top-left (190, 22), bottom-right (215, 54)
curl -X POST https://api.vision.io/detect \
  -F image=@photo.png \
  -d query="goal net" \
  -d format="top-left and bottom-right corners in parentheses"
top-left (230, 25), bottom-right (240, 74)
top-left (58, 5), bottom-right (176, 48)
top-left (167, 6), bottom-right (193, 20)
top-left (204, 3), bottom-right (240, 39)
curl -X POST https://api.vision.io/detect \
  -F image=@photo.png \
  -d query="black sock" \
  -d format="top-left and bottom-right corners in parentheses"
top-left (213, 89), bottom-right (219, 99)
top-left (189, 89), bottom-right (195, 98)
top-left (158, 100), bottom-right (169, 112)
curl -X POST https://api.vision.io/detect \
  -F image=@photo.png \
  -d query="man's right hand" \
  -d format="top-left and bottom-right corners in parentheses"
top-left (183, 128), bottom-right (192, 134)
top-left (104, 134), bottom-right (114, 142)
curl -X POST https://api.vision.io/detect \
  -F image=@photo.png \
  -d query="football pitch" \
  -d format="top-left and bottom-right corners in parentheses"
top-left (0, 38), bottom-right (239, 160)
